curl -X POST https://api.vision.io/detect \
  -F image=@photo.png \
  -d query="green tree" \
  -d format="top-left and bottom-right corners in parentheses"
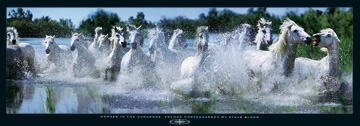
top-left (78, 9), bottom-right (124, 37)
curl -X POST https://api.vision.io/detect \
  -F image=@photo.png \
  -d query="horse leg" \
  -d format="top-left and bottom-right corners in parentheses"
top-left (104, 68), bottom-right (109, 80)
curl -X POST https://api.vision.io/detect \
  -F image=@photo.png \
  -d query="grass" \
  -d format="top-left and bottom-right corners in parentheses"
top-left (296, 37), bottom-right (353, 74)
top-left (191, 95), bottom-right (217, 114)
top-left (45, 87), bottom-right (55, 113)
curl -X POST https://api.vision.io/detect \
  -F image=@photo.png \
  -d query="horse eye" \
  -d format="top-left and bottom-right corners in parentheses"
top-left (262, 30), bottom-right (266, 33)
top-left (293, 30), bottom-right (298, 33)
top-left (327, 34), bottom-right (331, 37)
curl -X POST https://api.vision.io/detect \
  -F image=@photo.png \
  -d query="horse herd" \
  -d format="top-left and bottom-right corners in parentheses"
top-left (6, 18), bottom-right (352, 101)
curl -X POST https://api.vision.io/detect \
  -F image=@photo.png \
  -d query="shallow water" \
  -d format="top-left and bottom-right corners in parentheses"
top-left (6, 36), bottom-right (353, 114)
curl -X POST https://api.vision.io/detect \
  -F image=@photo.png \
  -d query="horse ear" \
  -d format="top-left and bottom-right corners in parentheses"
top-left (137, 25), bottom-right (142, 30)
top-left (287, 25), bottom-right (293, 30)
top-left (53, 35), bottom-right (55, 38)
top-left (205, 27), bottom-right (209, 31)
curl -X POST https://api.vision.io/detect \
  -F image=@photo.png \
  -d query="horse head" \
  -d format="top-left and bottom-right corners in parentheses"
top-left (95, 27), bottom-right (103, 36)
top-left (70, 32), bottom-right (86, 51)
top-left (194, 26), bottom-right (209, 54)
top-left (256, 18), bottom-right (273, 46)
top-left (98, 34), bottom-right (111, 52)
top-left (148, 28), bottom-right (166, 54)
top-left (111, 26), bottom-right (126, 47)
top-left (127, 24), bottom-right (144, 49)
top-left (239, 24), bottom-right (256, 43)
top-left (111, 26), bottom-right (126, 48)
top-left (312, 28), bottom-right (340, 47)
top-left (170, 29), bottom-right (187, 50)
top-left (43, 35), bottom-right (56, 54)
top-left (7, 27), bottom-right (18, 45)
top-left (285, 19), bottom-right (311, 45)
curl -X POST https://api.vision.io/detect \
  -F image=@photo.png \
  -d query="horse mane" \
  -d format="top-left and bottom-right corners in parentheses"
top-left (95, 27), bottom-right (102, 33)
top-left (148, 27), bottom-right (164, 40)
top-left (110, 26), bottom-right (124, 49)
top-left (6, 27), bottom-right (20, 45)
top-left (174, 29), bottom-right (186, 45)
top-left (257, 18), bottom-right (272, 28)
top-left (269, 18), bottom-right (297, 58)
top-left (193, 26), bottom-right (208, 47)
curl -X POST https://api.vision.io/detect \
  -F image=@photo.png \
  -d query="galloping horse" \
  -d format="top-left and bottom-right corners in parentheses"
top-left (147, 27), bottom-right (179, 83)
top-left (254, 18), bottom-right (273, 50)
top-left (70, 32), bottom-right (100, 78)
top-left (120, 24), bottom-right (161, 88)
top-left (97, 34), bottom-right (112, 55)
top-left (6, 27), bottom-right (37, 78)
top-left (181, 26), bottom-right (210, 79)
top-left (89, 27), bottom-right (103, 49)
top-left (171, 26), bottom-right (212, 97)
top-left (221, 24), bottom-right (256, 49)
top-left (42, 35), bottom-right (73, 71)
top-left (168, 29), bottom-right (188, 60)
top-left (242, 18), bottom-right (311, 91)
top-left (104, 26), bottom-right (128, 81)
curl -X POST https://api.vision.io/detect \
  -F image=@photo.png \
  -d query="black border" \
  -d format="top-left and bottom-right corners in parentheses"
top-left (2, 0), bottom-right (358, 125)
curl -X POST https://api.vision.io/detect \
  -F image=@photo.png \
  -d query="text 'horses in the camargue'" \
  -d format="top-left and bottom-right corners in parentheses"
top-left (6, 27), bottom-right (37, 79)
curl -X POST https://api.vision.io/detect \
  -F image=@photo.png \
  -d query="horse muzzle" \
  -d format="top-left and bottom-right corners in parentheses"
top-left (70, 46), bottom-right (75, 51)
top-left (45, 49), bottom-right (50, 54)
top-left (11, 40), bottom-right (16, 45)
top-left (312, 34), bottom-right (320, 46)
top-left (131, 43), bottom-right (137, 49)
top-left (304, 36), bottom-right (312, 45)
top-left (121, 41), bottom-right (127, 47)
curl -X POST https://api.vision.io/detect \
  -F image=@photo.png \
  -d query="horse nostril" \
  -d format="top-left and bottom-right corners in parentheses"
top-left (70, 46), bottom-right (75, 51)
top-left (45, 49), bottom-right (50, 54)
top-left (12, 40), bottom-right (16, 45)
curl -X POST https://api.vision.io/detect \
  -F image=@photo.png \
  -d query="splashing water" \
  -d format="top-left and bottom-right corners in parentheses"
top-left (6, 34), bottom-right (352, 114)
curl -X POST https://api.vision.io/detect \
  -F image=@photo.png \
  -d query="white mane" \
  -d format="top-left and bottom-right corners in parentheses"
top-left (269, 18), bottom-right (297, 58)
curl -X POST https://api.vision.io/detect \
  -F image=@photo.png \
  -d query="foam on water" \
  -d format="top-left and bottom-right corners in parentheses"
top-left (9, 34), bottom-right (353, 113)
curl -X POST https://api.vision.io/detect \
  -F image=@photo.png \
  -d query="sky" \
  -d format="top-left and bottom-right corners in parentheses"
top-left (6, 7), bottom-right (333, 28)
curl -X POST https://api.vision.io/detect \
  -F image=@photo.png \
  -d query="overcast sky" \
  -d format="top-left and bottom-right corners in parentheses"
top-left (6, 7), bottom-right (332, 28)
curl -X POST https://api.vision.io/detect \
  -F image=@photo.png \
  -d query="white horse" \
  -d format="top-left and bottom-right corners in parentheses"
top-left (120, 24), bottom-right (161, 88)
top-left (147, 27), bottom-right (180, 83)
top-left (42, 35), bottom-right (73, 71)
top-left (148, 27), bottom-right (178, 64)
top-left (294, 28), bottom-right (343, 90)
top-left (171, 26), bottom-right (213, 97)
top-left (70, 32), bottom-right (100, 78)
top-left (254, 18), bottom-right (273, 50)
top-left (97, 34), bottom-right (112, 55)
top-left (104, 26), bottom-right (128, 81)
top-left (89, 27), bottom-right (103, 49)
top-left (6, 45), bottom-right (25, 80)
top-left (168, 28), bottom-right (189, 59)
top-left (6, 27), bottom-right (37, 78)
top-left (221, 23), bottom-right (256, 49)
top-left (242, 18), bottom-right (311, 91)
